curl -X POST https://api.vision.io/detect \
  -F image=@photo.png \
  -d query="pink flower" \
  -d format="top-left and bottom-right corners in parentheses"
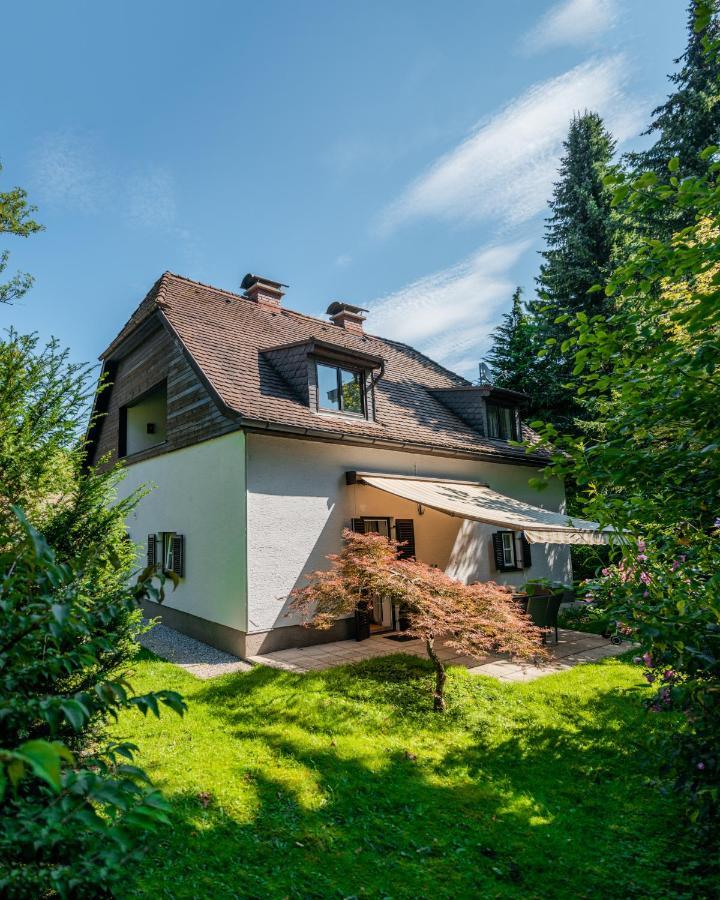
top-left (601, 567), bottom-right (610, 576)
top-left (698, 762), bottom-right (706, 770)
top-left (637, 553), bottom-right (648, 562)
top-left (642, 652), bottom-right (653, 668)
top-left (662, 669), bottom-right (675, 682)
top-left (640, 571), bottom-right (652, 585)
top-left (637, 540), bottom-right (646, 552)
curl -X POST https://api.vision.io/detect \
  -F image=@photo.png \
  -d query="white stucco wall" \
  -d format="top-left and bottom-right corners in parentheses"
top-left (126, 389), bottom-right (167, 455)
top-left (117, 431), bottom-right (247, 631)
top-left (246, 433), bottom-right (572, 634)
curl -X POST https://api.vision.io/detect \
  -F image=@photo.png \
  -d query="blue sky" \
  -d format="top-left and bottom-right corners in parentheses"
top-left (3, 0), bottom-right (686, 379)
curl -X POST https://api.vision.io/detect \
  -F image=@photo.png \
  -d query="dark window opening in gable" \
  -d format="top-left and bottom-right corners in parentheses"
top-left (316, 362), bottom-right (365, 416)
top-left (119, 381), bottom-right (168, 458)
top-left (487, 403), bottom-right (519, 441)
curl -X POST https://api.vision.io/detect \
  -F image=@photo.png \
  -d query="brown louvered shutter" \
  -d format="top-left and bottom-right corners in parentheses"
top-left (521, 534), bottom-right (532, 568)
top-left (350, 518), bottom-right (366, 534)
top-left (147, 534), bottom-right (157, 568)
top-left (492, 532), bottom-right (506, 571)
top-left (395, 519), bottom-right (416, 559)
top-left (171, 534), bottom-right (185, 577)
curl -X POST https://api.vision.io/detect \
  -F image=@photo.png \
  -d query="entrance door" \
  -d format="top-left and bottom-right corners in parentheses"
top-left (359, 518), bottom-right (393, 629)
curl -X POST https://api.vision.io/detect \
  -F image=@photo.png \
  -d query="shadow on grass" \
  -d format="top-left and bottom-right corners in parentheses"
top-left (125, 656), bottom-right (707, 900)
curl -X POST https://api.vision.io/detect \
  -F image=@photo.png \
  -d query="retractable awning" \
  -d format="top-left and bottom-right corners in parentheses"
top-left (347, 472), bottom-right (614, 545)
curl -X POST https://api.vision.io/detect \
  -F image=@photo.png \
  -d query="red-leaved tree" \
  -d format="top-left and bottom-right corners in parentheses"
top-left (290, 529), bottom-right (548, 711)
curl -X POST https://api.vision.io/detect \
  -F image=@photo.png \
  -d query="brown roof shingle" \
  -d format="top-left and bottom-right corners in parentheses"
top-left (102, 272), bottom-right (545, 464)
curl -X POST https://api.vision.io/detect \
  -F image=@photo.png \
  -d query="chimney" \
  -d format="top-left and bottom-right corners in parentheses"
top-left (241, 273), bottom-right (286, 309)
top-left (326, 301), bottom-right (368, 334)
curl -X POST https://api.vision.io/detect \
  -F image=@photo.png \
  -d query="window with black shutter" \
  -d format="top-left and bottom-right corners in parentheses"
top-left (171, 534), bottom-right (185, 577)
top-left (350, 518), bottom-right (366, 534)
top-left (492, 530), bottom-right (518, 571)
top-left (158, 531), bottom-right (185, 578)
top-left (395, 519), bottom-right (416, 559)
top-left (521, 534), bottom-right (532, 569)
top-left (147, 534), bottom-right (157, 569)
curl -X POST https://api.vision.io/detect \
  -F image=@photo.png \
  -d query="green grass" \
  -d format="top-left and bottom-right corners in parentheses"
top-left (113, 652), bottom-right (707, 899)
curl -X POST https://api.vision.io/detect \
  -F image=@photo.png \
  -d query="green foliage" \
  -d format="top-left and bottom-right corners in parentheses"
top-left (0, 258), bottom-right (184, 890)
top-left (528, 64), bottom-right (720, 822)
top-left (0, 511), bottom-right (186, 897)
top-left (0, 160), bottom-right (43, 305)
top-left (108, 652), bottom-right (714, 898)
top-left (584, 533), bottom-right (720, 821)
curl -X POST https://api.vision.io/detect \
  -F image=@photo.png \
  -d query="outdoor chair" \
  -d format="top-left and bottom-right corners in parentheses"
top-left (525, 594), bottom-right (562, 644)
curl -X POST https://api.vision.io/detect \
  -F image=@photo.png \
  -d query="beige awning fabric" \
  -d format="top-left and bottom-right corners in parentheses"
top-left (350, 472), bottom-right (614, 545)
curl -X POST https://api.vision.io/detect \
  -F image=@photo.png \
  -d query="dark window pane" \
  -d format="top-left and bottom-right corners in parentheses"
top-left (487, 404), bottom-right (500, 438)
top-left (317, 364), bottom-right (340, 411)
top-left (501, 406), bottom-right (514, 440)
top-left (340, 368), bottom-right (363, 414)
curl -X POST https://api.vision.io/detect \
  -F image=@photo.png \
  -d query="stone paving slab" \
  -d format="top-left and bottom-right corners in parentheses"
top-left (248, 629), bottom-right (633, 683)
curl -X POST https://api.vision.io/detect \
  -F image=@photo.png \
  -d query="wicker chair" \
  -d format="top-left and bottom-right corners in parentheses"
top-left (525, 593), bottom-right (563, 644)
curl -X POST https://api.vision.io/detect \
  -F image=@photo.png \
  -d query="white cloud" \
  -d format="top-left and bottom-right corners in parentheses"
top-left (30, 131), bottom-right (109, 212)
top-left (522, 0), bottom-right (618, 55)
top-left (30, 132), bottom-right (184, 239)
top-left (381, 55), bottom-right (644, 233)
top-left (367, 240), bottom-right (531, 378)
top-left (125, 167), bottom-right (177, 230)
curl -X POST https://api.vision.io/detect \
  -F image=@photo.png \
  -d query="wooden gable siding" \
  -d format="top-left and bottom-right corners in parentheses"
top-left (90, 324), bottom-right (238, 468)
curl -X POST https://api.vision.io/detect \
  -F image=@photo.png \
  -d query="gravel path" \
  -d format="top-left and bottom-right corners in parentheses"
top-left (138, 623), bottom-right (251, 679)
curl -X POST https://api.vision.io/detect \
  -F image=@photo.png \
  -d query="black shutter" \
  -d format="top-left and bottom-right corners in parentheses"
top-left (171, 534), bottom-right (185, 577)
top-left (147, 534), bottom-right (157, 568)
top-left (492, 532), bottom-right (506, 571)
top-left (395, 519), bottom-right (416, 559)
top-left (350, 518), bottom-right (366, 534)
top-left (522, 534), bottom-right (532, 568)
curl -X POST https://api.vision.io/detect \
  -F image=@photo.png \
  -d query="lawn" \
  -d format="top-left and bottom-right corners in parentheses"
top-left (113, 652), bottom-right (708, 899)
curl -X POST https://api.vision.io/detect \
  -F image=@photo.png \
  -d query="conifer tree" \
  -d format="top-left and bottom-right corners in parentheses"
top-left (530, 111), bottom-right (617, 428)
top-left (628, 0), bottom-right (720, 182)
top-left (486, 287), bottom-right (536, 396)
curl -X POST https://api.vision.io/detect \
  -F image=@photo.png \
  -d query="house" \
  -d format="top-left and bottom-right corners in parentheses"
top-left (86, 272), bottom-right (606, 657)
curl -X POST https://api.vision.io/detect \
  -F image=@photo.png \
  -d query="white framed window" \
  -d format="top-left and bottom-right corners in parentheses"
top-left (162, 532), bottom-right (176, 572)
top-left (501, 531), bottom-right (516, 567)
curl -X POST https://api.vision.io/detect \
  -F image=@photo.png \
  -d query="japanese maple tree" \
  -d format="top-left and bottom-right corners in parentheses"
top-left (290, 529), bottom-right (547, 711)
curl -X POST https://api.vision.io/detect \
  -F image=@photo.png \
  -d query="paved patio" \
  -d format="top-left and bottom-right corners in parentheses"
top-left (248, 628), bottom-right (630, 683)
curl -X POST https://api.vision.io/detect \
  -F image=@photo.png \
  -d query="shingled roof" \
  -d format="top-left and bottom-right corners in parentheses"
top-left (101, 272), bottom-right (545, 464)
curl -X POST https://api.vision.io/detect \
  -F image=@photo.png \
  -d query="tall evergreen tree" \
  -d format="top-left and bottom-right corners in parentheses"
top-left (628, 0), bottom-right (720, 181)
top-left (530, 111), bottom-right (617, 429)
top-left (486, 287), bottom-right (536, 396)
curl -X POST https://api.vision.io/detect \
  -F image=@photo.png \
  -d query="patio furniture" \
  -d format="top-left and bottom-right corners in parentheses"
top-left (526, 594), bottom-right (563, 644)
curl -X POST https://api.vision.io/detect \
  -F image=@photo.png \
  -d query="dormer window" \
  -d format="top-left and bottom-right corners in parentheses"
top-left (316, 362), bottom-right (364, 415)
top-left (487, 402), bottom-right (519, 441)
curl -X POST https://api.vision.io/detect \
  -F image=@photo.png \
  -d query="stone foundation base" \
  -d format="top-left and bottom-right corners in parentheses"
top-left (141, 601), bottom-right (355, 658)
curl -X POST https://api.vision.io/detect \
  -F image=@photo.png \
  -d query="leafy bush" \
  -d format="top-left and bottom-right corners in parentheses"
top-left (584, 531), bottom-right (720, 820)
top-left (0, 510), bottom-right (186, 897)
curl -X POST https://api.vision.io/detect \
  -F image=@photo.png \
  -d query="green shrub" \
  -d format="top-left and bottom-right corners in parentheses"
top-left (585, 530), bottom-right (720, 822)
top-left (0, 510), bottom-right (186, 897)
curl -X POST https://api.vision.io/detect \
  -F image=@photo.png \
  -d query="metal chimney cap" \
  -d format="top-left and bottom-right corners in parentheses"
top-left (326, 301), bottom-right (368, 316)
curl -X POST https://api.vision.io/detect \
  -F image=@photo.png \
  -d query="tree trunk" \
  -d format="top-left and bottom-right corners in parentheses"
top-left (425, 637), bottom-right (446, 712)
